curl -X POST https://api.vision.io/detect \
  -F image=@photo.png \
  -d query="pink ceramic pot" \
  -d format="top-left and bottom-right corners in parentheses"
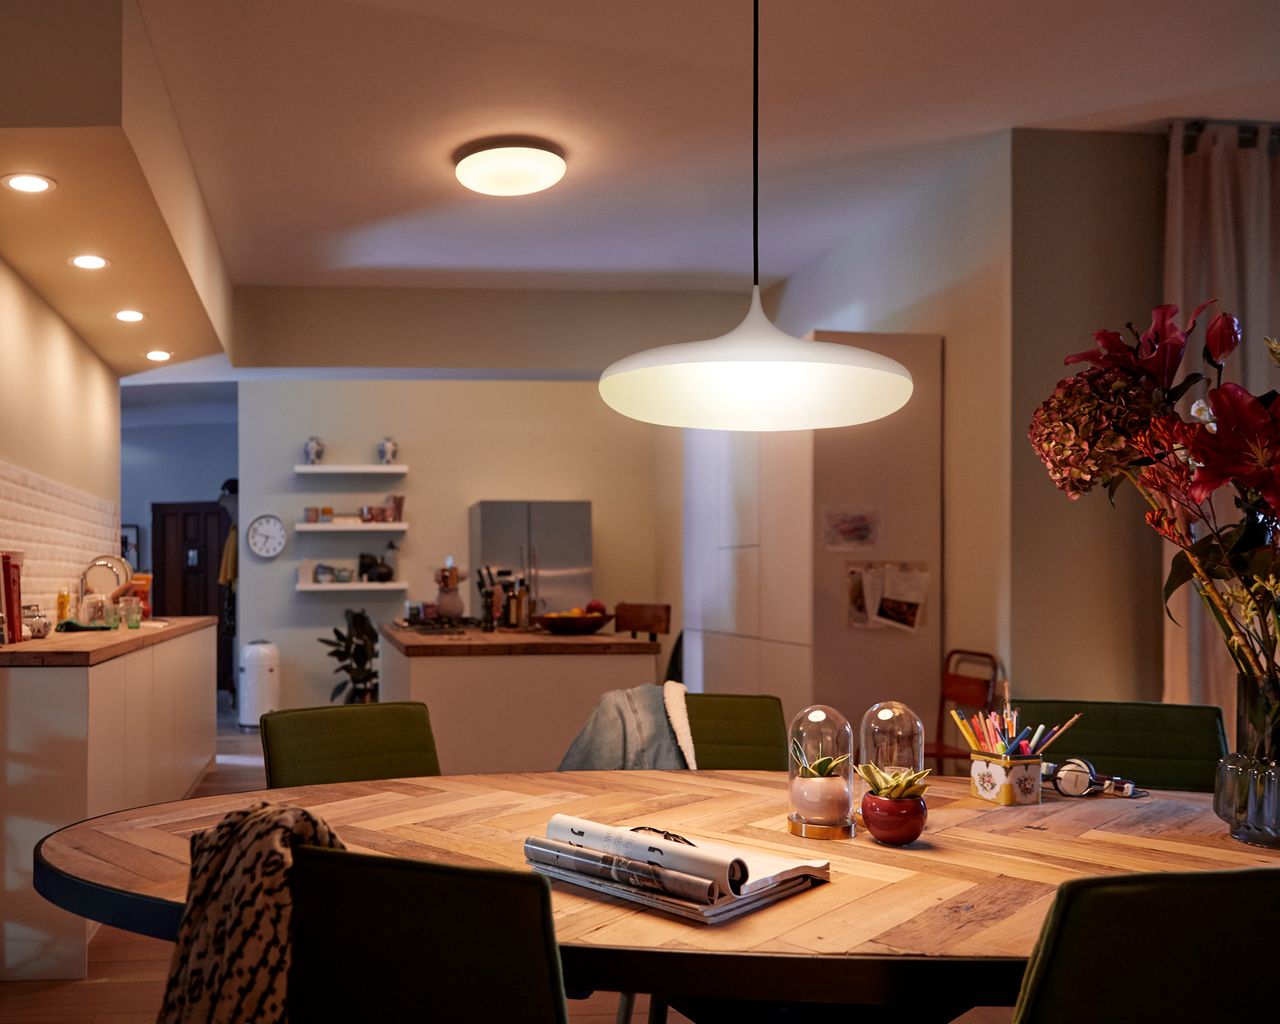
top-left (860, 793), bottom-right (927, 846)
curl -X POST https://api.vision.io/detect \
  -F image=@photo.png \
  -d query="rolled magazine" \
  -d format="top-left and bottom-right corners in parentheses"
top-left (524, 837), bottom-right (717, 904)
top-left (526, 814), bottom-right (829, 923)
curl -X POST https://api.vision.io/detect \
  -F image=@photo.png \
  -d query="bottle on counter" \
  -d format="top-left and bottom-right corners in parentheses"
top-left (56, 585), bottom-right (72, 624)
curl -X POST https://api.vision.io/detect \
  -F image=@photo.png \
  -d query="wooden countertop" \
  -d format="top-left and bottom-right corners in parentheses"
top-left (380, 621), bottom-right (660, 657)
top-left (0, 616), bottom-right (217, 668)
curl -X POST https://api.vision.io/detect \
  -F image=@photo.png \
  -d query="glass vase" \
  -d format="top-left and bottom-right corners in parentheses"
top-left (1213, 673), bottom-right (1280, 849)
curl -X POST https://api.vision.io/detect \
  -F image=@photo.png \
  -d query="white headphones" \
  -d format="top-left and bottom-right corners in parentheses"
top-left (1044, 758), bottom-right (1145, 798)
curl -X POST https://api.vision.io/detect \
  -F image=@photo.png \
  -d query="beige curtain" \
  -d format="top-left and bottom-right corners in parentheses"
top-left (1163, 121), bottom-right (1280, 734)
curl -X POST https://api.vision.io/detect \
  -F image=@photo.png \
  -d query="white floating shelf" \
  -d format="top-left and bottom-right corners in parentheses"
top-left (293, 464), bottom-right (408, 475)
top-left (295, 522), bottom-right (409, 532)
top-left (295, 581), bottom-right (410, 593)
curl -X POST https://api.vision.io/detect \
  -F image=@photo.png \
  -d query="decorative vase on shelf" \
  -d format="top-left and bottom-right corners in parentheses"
top-left (1213, 674), bottom-right (1280, 849)
top-left (787, 705), bottom-right (855, 839)
top-left (377, 436), bottom-right (398, 465)
top-left (303, 436), bottom-right (325, 465)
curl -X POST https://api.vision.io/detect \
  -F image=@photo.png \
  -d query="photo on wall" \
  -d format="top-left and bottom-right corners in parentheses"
top-left (823, 506), bottom-right (881, 549)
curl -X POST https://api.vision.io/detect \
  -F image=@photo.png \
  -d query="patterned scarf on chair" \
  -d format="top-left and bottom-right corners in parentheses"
top-left (157, 803), bottom-right (345, 1024)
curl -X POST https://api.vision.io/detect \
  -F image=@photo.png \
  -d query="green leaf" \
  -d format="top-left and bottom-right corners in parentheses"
top-left (810, 756), bottom-right (834, 777)
top-left (1167, 372), bottom-right (1206, 403)
top-left (1162, 551), bottom-right (1195, 622)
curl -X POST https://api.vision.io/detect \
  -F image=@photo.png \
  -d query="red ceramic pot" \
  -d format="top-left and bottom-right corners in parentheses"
top-left (860, 793), bottom-right (927, 846)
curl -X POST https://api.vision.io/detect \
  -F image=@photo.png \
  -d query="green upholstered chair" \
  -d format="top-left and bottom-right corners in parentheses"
top-left (1014, 868), bottom-right (1280, 1023)
top-left (684, 693), bottom-right (788, 770)
top-left (260, 701), bottom-right (441, 788)
top-left (1015, 698), bottom-right (1226, 792)
top-left (289, 845), bottom-right (568, 1023)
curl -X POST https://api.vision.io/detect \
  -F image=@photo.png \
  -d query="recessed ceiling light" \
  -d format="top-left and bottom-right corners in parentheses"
top-left (115, 309), bottom-right (145, 322)
top-left (453, 136), bottom-right (566, 196)
top-left (145, 350), bottom-right (172, 362)
top-left (70, 254), bottom-right (109, 270)
top-left (3, 173), bottom-right (56, 193)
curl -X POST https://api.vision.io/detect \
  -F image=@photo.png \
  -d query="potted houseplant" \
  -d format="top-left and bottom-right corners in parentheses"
top-left (789, 737), bottom-right (852, 827)
top-left (318, 608), bottom-right (379, 703)
top-left (855, 763), bottom-right (931, 845)
top-left (1028, 301), bottom-right (1280, 847)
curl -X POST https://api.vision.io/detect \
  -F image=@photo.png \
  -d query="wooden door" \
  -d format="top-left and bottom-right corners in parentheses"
top-left (151, 502), bottom-right (233, 691)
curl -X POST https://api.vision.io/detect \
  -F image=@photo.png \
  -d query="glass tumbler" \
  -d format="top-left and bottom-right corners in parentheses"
top-left (120, 596), bottom-right (143, 629)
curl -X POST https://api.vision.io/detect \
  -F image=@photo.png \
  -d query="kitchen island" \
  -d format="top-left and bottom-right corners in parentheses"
top-left (379, 623), bottom-right (660, 774)
top-left (0, 617), bottom-right (216, 980)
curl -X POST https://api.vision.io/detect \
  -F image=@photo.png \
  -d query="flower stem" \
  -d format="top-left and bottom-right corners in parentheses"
top-left (1123, 471), bottom-right (1268, 680)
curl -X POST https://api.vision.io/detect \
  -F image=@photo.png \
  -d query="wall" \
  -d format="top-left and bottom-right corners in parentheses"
top-left (683, 429), bottom-right (814, 722)
top-left (0, 257), bottom-right (119, 614)
top-left (120, 422), bottom-right (238, 570)
top-left (233, 286), bottom-right (748, 370)
top-left (771, 132), bottom-right (1014, 663)
top-left (238, 379), bottom-right (669, 706)
top-left (1009, 129), bottom-right (1165, 700)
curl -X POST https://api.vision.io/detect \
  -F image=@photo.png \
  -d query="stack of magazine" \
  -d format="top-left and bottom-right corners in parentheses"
top-left (524, 814), bottom-right (830, 924)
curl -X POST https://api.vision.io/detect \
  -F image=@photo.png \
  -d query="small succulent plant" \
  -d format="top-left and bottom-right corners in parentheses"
top-left (791, 739), bottom-right (850, 778)
top-left (855, 763), bottom-right (932, 799)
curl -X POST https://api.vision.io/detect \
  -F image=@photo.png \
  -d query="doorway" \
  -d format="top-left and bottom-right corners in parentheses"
top-left (151, 501), bottom-right (234, 693)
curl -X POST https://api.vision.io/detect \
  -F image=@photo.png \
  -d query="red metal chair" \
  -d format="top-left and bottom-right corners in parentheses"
top-left (923, 649), bottom-right (1000, 773)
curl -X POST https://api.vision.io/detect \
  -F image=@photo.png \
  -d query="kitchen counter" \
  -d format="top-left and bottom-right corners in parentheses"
top-left (379, 620), bottom-right (661, 775)
top-left (1, 616), bottom-right (216, 980)
top-left (0, 616), bottom-right (217, 667)
top-left (380, 622), bottom-right (660, 657)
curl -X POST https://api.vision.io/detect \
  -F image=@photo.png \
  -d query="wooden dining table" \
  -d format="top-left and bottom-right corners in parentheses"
top-left (34, 770), bottom-right (1280, 1018)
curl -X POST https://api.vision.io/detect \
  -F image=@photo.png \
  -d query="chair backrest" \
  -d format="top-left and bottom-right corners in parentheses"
top-left (937, 649), bottom-right (1000, 748)
top-left (1014, 868), bottom-right (1280, 1023)
top-left (1015, 698), bottom-right (1227, 792)
top-left (684, 693), bottom-right (788, 770)
top-left (615, 602), bottom-right (672, 640)
top-left (260, 701), bottom-right (441, 788)
top-left (289, 846), bottom-right (568, 1024)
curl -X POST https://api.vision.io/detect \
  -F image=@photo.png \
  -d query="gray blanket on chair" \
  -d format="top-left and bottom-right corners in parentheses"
top-left (559, 681), bottom-right (695, 770)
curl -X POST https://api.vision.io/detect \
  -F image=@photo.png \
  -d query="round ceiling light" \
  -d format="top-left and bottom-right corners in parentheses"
top-left (115, 309), bottom-right (145, 322)
top-left (453, 136), bottom-right (566, 196)
top-left (70, 254), bottom-right (109, 270)
top-left (3, 173), bottom-right (56, 193)
top-left (145, 350), bottom-right (172, 362)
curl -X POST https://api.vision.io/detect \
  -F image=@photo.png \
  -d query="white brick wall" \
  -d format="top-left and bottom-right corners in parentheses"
top-left (0, 459), bottom-right (120, 622)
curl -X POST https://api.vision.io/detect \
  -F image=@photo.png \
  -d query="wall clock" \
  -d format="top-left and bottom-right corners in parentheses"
top-left (246, 514), bottom-right (287, 558)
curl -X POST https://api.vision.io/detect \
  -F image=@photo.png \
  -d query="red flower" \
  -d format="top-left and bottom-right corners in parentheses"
top-left (1065, 300), bottom-right (1215, 390)
top-left (1189, 383), bottom-right (1280, 512)
top-left (1205, 311), bottom-right (1242, 366)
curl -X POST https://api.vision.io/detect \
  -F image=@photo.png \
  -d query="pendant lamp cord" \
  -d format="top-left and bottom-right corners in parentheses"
top-left (753, 0), bottom-right (759, 287)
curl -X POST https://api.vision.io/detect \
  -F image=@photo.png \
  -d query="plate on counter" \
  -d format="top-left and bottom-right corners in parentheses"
top-left (532, 614), bottom-right (614, 636)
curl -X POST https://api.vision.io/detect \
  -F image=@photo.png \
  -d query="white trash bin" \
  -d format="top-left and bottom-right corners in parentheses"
top-left (238, 640), bottom-right (280, 729)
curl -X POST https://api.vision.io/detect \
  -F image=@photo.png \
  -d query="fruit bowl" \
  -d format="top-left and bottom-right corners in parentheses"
top-left (532, 613), bottom-right (614, 636)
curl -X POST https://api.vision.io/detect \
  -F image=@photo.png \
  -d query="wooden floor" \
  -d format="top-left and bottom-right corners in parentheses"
top-left (0, 695), bottom-right (691, 1024)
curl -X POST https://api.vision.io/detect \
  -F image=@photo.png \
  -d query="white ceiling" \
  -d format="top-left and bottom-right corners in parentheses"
top-left (134, 0), bottom-right (1280, 292)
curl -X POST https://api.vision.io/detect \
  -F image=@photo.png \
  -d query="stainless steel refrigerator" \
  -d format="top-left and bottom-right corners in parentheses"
top-left (468, 501), bottom-right (592, 614)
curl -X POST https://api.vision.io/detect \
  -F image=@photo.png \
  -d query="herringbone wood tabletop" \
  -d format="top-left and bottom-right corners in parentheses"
top-left (36, 771), bottom-right (1279, 1005)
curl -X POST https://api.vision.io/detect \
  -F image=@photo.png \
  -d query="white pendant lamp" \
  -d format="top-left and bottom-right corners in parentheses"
top-left (599, 1), bottom-right (913, 432)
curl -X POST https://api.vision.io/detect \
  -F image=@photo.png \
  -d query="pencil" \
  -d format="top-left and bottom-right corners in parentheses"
top-left (1039, 721), bottom-right (1059, 757)
top-left (950, 709), bottom-right (980, 750)
top-left (1037, 713), bottom-right (1082, 754)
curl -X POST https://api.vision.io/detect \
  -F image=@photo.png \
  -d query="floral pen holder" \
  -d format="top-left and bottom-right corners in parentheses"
top-left (970, 752), bottom-right (1042, 806)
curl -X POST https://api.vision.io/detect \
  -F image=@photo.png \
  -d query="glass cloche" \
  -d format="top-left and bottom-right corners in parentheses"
top-left (859, 701), bottom-right (925, 776)
top-left (787, 705), bottom-right (855, 839)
